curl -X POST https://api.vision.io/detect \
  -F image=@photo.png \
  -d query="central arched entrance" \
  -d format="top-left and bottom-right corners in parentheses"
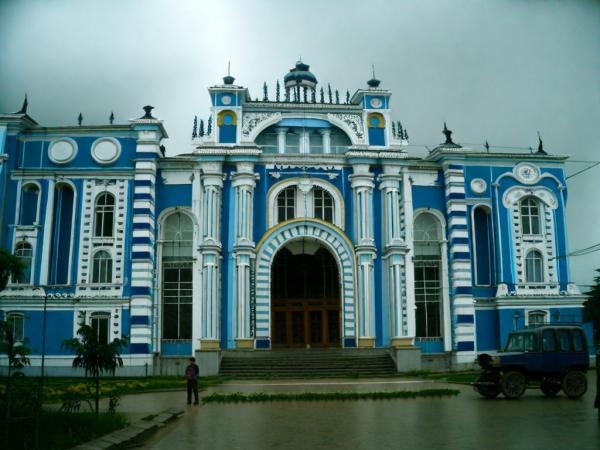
top-left (271, 241), bottom-right (341, 347)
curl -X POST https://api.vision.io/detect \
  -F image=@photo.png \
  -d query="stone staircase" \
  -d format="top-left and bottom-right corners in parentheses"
top-left (219, 348), bottom-right (398, 378)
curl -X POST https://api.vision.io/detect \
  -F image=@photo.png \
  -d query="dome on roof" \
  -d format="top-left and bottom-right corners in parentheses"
top-left (284, 60), bottom-right (317, 88)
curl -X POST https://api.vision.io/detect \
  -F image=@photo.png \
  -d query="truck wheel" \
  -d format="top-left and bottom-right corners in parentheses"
top-left (562, 370), bottom-right (587, 399)
top-left (474, 372), bottom-right (500, 399)
top-left (540, 378), bottom-right (561, 397)
top-left (500, 371), bottom-right (526, 399)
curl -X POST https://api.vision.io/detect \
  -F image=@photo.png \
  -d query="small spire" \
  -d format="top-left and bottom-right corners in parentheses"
top-left (78, 112), bottom-right (83, 126)
top-left (223, 61), bottom-right (235, 85)
top-left (367, 64), bottom-right (381, 88)
top-left (192, 115), bottom-right (198, 138)
top-left (141, 105), bottom-right (155, 119)
top-left (442, 122), bottom-right (453, 144)
top-left (484, 140), bottom-right (490, 152)
top-left (536, 131), bottom-right (547, 155)
top-left (17, 94), bottom-right (28, 114)
top-left (109, 111), bottom-right (114, 124)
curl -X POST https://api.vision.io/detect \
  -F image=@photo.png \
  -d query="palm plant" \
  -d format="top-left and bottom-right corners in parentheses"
top-left (62, 325), bottom-right (127, 415)
top-left (0, 248), bottom-right (25, 291)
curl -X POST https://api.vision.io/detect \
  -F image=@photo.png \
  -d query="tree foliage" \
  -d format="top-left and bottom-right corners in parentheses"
top-left (62, 325), bottom-right (127, 414)
top-left (0, 248), bottom-right (25, 291)
top-left (583, 269), bottom-right (600, 345)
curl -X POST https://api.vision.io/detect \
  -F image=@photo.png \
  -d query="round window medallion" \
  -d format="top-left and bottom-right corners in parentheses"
top-left (470, 178), bottom-right (487, 195)
top-left (369, 97), bottom-right (382, 108)
top-left (49, 139), bottom-right (77, 164)
top-left (222, 114), bottom-right (233, 125)
top-left (514, 163), bottom-right (540, 184)
top-left (221, 95), bottom-right (232, 105)
top-left (92, 138), bottom-right (120, 164)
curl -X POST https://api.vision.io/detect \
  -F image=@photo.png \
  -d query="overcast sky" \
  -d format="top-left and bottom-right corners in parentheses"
top-left (1, 0), bottom-right (599, 287)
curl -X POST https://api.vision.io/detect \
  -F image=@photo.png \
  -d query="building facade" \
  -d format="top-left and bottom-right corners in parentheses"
top-left (0, 62), bottom-right (590, 374)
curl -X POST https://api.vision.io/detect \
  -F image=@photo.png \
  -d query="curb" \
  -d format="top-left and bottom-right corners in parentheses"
top-left (71, 407), bottom-right (184, 450)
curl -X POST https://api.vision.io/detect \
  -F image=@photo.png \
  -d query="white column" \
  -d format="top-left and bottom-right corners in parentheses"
top-left (199, 162), bottom-right (224, 350)
top-left (350, 164), bottom-right (376, 347)
top-left (39, 178), bottom-right (55, 285)
top-left (275, 127), bottom-right (287, 154)
top-left (379, 165), bottom-right (408, 345)
top-left (191, 167), bottom-right (203, 351)
top-left (319, 129), bottom-right (331, 153)
top-left (232, 162), bottom-right (257, 348)
top-left (299, 129), bottom-right (311, 154)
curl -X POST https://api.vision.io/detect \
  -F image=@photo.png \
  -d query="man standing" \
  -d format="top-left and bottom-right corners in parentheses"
top-left (185, 357), bottom-right (199, 405)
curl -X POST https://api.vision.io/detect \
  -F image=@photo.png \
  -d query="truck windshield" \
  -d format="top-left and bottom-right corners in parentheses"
top-left (505, 332), bottom-right (538, 352)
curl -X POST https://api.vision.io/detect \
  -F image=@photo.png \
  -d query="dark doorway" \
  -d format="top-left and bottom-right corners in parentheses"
top-left (271, 245), bottom-right (341, 347)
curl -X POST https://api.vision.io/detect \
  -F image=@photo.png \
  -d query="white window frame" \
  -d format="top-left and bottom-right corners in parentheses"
top-left (94, 192), bottom-right (115, 238)
top-left (525, 249), bottom-right (544, 283)
top-left (6, 312), bottom-right (25, 342)
top-left (91, 249), bottom-right (113, 284)
top-left (13, 241), bottom-right (33, 285)
top-left (90, 311), bottom-right (111, 344)
top-left (526, 310), bottom-right (548, 326)
top-left (520, 197), bottom-right (542, 236)
top-left (267, 178), bottom-right (344, 229)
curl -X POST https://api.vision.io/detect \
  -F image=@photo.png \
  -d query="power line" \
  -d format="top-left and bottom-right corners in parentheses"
top-left (566, 161), bottom-right (600, 179)
top-left (554, 242), bottom-right (600, 259)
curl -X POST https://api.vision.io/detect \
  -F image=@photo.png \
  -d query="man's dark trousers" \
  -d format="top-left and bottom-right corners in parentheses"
top-left (187, 379), bottom-right (199, 404)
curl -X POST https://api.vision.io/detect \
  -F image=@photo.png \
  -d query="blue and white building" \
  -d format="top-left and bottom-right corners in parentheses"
top-left (0, 61), bottom-right (590, 374)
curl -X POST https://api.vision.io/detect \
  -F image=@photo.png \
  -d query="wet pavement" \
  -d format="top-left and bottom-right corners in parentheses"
top-left (112, 375), bottom-right (599, 450)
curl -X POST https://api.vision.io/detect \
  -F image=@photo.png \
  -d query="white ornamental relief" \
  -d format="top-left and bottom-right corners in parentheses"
top-left (470, 178), bottom-right (487, 195)
top-left (502, 186), bottom-right (558, 209)
top-left (329, 113), bottom-right (364, 139)
top-left (242, 112), bottom-right (279, 137)
top-left (513, 163), bottom-right (541, 185)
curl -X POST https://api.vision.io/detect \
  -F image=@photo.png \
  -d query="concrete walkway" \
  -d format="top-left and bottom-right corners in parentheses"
top-left (107, 374), bottom-right (599, 450)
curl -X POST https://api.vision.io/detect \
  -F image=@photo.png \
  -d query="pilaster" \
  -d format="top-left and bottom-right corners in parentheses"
top-left (231, 162), bottom-right (258, 348)
top-left (199, 161), bottom-right (224, 349)
top-left (129, 107), bottom-right (167, 355)
top-left (350, 164), bottom-right (376, 347)
top-left (443, 163), bottom-right (476, 360)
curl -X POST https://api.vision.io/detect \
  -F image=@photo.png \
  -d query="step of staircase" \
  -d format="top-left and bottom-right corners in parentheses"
top-left (219, 349), bottom-right (398, 378)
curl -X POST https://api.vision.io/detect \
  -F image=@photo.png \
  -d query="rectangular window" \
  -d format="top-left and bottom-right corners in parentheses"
top-left (558, 329), bottom-right (571, 351)
top-left (162, 264), bottom-right (193, 339)
top-left (572, 329), bottom-right (585, 352)
top-left (542, 329), bottom-right (556, 352)
top-left (277, 187), bottom-right (295, 223)
top-left (414, 259), bottom-right (441, 338)
top-left (6, 313), bottom-right (25, 342)
top-left (91, 313), bottom-right (110, 344)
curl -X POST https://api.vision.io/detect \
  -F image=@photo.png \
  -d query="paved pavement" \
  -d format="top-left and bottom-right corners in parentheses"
top-left (109, 374), bottom-right (599, 450)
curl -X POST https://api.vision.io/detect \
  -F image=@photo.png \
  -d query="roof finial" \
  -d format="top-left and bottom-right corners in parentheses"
top-left (443, 122), bottom-right (453, 144)
top-left (141, 105), bottom-right (155, 119)
top-left (484, 140), bottom-right (490, 152)
top-left (78, 112), bottom-right (83, 126)
top-left (536, 131), bottom-right (547, 155)
top-left (17, 94), bottom-right (28, 114)
top-left (223, 61), bottom-right (235, 85)
top-left (109, 111), bottom-right (114, 124)
top-left (367, 65), bottom-right (381, 88)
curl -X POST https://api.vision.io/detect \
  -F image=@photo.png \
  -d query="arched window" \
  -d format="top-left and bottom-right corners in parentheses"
top-left (14, 242), bottom-right (33, 284)
top-left (413, 213), bottom-right (443, 338)
top-left (94, 193), bottom-right (115, 237)
top-left (313, 187), bottom-right (334, 223)
top-left (6, 312), bottom-right (25, 342)
top-left (162, 212), bottom-right (193, 340)
top-left (277, 186), bottom-right (296, 223)
top-left (472, 206), bottom-right (494, 286)
top-left (19, 184), bottom-right (39, 225)
top-left (90, 312), bottom-right (110, 344)
top-left (528, 310), bottom-right (547, 326)
top-left (92, 250), bottom-right (112, 284)
top-left (520, 198), bottom-right (541, 235)
top-left (525, 250), bottom-right (543, 283)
